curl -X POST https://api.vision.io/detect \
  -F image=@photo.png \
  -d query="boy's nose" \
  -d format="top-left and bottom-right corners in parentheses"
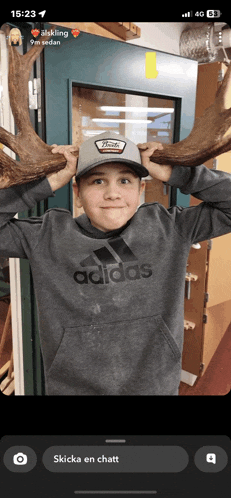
top-left (104, 183), bottom-right (122, 200)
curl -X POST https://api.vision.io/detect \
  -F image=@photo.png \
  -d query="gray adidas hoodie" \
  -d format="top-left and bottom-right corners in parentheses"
top-left (1, 164), bottom-right (231, 395)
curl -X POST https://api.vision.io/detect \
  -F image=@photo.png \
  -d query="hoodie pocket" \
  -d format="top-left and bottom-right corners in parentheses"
top-left (47, 314), bottom-right (181, 396)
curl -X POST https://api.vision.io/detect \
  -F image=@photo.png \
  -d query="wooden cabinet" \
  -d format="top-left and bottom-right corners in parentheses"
top-left (182, 62), bottom-right (231, 380)
top-left (145, 62), bottom-right (231, 385)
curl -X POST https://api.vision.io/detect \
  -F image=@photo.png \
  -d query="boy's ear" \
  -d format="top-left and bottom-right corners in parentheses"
top-left (140, 180), bottom-right (146, 195)
top-left (73, 182), bottom-right (83, 208)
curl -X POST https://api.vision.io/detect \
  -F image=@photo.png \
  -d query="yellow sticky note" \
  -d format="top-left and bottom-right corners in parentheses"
top-left (145, 52), bottom-right (158, 79)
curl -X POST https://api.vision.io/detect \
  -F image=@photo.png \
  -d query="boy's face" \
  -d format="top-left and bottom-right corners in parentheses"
top-left (75, 163), bottom-right (145, 232)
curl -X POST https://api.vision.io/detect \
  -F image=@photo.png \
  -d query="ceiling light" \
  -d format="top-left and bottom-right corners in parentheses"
top-left (100, 106), bottom-right (174, 113)
top-left (92, 118), bottom-right (152, 124)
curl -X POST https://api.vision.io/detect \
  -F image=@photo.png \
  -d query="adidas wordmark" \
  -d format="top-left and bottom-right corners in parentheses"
top-left (73, 262), bottom-right (152, 285)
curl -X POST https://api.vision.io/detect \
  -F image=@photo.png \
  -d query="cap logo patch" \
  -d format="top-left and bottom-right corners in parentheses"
top-left (95, 139), bottom-right (126, 154)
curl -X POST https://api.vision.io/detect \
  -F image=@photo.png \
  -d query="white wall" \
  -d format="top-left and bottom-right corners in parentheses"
top-left (127, 22), bottom-right (207, 54)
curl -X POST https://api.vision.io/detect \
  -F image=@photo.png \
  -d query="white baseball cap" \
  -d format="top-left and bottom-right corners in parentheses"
top-left (76, 131), bottom-right (149, 179)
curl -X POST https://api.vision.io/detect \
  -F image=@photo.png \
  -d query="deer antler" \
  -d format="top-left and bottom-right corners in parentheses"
top-left (149, 63), bottom-right (231, 167)
top-left (0, 24), bottom-right (78, 189)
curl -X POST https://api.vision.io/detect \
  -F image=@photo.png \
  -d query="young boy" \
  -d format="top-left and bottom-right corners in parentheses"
top-left (1, 131), bottom-right (231, 395)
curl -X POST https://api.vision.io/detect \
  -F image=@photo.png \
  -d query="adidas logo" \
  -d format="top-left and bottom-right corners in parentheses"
top-left (73, 236), bottom-right (152, 285)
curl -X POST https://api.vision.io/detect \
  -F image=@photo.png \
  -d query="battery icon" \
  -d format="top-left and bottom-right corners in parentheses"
top-left (206, 10), bottom-right (221, 18)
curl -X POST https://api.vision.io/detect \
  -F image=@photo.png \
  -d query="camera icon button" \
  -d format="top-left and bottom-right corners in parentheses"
top-left (3, 446), bottom-right (37, 472)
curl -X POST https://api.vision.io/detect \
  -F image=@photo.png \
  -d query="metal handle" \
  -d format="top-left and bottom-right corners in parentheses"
top-left (185, 273), bottom-right (191, 299)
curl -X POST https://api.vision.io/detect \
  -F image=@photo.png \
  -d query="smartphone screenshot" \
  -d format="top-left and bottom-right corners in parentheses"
top-left (1, 14), bottom-right (231, 398)
top-left (1, 435), bottom-right (230, 497)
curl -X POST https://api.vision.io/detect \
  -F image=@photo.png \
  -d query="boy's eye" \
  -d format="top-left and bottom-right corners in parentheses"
top-left (120, 178), bottom-right (130, 184)
top-left (93, 178), bottom-right (104, 184)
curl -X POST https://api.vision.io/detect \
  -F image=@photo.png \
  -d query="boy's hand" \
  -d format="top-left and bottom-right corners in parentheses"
top-left (47, 144), bottom-right (79, 192)
top-left (138, 142), bottom-right (173, 182)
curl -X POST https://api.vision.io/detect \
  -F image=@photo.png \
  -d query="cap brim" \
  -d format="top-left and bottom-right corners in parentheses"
top-left (76, 159), bottom-right (149, 179)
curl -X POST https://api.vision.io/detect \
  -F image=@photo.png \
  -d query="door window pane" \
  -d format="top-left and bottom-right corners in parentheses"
top-left (72, 86), bottom-right (175, 146)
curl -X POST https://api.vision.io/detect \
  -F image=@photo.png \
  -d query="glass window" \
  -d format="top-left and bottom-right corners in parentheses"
top-left (72, 86), bottom-right (175, 146)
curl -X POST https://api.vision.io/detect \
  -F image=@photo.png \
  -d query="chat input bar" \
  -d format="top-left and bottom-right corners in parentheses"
top-left (42, 446), bottom-right (189, 473)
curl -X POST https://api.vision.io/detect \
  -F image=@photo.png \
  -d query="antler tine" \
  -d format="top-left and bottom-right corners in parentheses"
top-left (0, 23), bottom-right (76, 189)
top-left (149, 64), bottom-right (231, 167)
top-left (0, 126), bottom-right (18, 152)
top-left (215, 61), bottom-right (231, 110)
top-left (1, 24), bottom-right (57, 137)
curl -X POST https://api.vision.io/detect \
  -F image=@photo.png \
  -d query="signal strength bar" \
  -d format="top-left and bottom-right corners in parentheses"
top-left (182, 11), bottom-right (193, 17)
